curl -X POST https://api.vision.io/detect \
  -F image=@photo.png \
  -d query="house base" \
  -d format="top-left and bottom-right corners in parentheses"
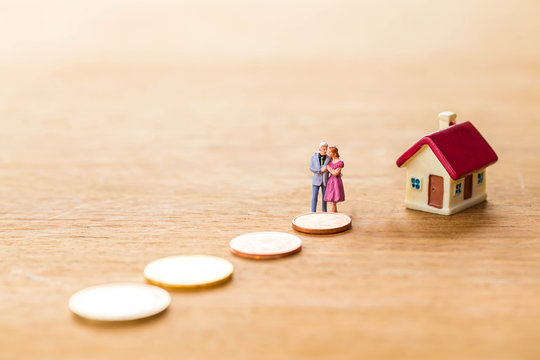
top-left (405, 193), bottom-right (487, 215)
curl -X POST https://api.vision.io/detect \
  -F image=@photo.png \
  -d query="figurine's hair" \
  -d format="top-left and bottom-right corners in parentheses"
top-left (328, 146), bottom-right (340, 158)
top-left (319, 141), bottom-right (328, 147)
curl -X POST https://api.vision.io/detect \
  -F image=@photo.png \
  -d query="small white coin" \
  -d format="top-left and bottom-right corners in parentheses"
top-left (69, 283), bottom-right (170, 321)
top-left (144, 255), bottom-right (234, 288)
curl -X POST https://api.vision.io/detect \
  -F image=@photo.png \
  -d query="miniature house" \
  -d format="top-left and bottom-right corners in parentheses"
top-left (396, 112), bottom-right (498, 215)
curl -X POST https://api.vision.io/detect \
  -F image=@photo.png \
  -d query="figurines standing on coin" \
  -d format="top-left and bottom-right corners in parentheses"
top-left (324, 146), bottom-right (345, 212)
top-left (310, 141), bottom-right (331, 212)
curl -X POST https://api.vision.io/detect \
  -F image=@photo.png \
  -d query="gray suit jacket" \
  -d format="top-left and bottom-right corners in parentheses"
top-left (310, 153), bottom-right (331, 186)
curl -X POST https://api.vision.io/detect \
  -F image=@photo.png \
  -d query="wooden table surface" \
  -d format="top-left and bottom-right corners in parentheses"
top-left (1, 1), bottom-right (539, 359)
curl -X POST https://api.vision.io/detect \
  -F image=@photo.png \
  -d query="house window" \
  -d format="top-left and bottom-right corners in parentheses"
top-left (410, 177), bottom-right (422, 190)
top-left (455, 183), bottom-right (462, 195)
top-left (477, 172), bottom-right (484, 185)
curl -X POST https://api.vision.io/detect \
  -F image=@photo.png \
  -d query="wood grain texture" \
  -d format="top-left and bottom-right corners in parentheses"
top-left (1, 1), bottom-right (540, 359)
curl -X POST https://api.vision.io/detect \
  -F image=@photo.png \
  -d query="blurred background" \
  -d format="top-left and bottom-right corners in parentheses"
top-left (1, 0), bottom-right (538, 200)
top-left (1, 0), bottom-right (539, 62)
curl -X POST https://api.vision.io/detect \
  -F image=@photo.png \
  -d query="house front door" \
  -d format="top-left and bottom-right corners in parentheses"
top-left (428, 175), bottom-right (444, 209)
top-left (464, 174), bottom-right (473, 199)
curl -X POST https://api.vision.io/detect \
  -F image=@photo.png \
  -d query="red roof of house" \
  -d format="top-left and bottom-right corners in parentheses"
top-left (396, 121), bottom-right (498, 180)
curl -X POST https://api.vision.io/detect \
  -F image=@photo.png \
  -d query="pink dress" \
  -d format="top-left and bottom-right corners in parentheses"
top-left (324, 160), bottom-right (345, 202)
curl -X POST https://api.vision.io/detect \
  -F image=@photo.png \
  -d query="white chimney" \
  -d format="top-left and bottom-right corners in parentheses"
top-left (438, 111), bottom-right (457, 130)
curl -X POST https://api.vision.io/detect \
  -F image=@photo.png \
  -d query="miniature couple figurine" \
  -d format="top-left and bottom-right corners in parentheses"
top-left (310, 142), bottom-right (345, 213)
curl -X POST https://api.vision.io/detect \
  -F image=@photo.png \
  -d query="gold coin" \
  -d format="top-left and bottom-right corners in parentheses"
top-left (292, 213), bottom-right (352, 234)
top-left (144, 255), bottom-right (234, 288)
top-left (230, 232), bottom-right (302, 259)
top-left (69, 283), bottom-right (170, 322)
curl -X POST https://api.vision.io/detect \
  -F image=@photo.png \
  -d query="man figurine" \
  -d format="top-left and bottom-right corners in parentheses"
top-left (310, 142), bottom-right (331, 212)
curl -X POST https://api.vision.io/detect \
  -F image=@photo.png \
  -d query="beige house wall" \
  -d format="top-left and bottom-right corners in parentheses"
top-left (448, 169), bottom-right (488, 212)
top-left (403, 145), bottom-right (452, 215)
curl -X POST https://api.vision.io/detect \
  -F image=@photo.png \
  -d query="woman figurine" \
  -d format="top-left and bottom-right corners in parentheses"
top-left (324, 146), bottom-right (345, 212)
